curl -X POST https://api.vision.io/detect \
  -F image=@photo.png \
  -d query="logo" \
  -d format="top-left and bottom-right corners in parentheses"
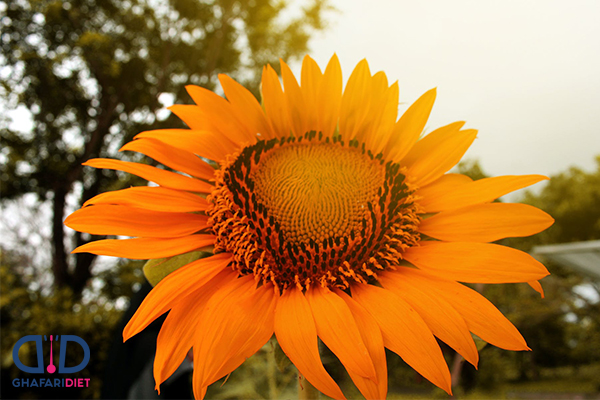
top-left (12, 335), bottom-right (91, 389)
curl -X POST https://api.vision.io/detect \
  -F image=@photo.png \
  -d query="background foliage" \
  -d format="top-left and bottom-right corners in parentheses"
top-left (1, 0), bottom-right (329, 397)
top-left (1, 0), bottom-right (599, 398)
top-left (1, 0), bottom-right (329, 295)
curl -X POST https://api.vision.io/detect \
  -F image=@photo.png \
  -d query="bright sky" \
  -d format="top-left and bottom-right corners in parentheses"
top-left (7, 1), bottom-right (599, 184)
top-left (301, 0), bottom-right (600, 182)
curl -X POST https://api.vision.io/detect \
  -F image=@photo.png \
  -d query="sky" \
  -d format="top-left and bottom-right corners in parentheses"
top-left (298, 0), bottom-right (600, 184)
top-left (6, 1), bottom-right (599, 185)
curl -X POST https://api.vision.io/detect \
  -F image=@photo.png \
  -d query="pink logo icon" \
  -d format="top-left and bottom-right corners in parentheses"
top-left (46, 335), bottom-right (56, 374)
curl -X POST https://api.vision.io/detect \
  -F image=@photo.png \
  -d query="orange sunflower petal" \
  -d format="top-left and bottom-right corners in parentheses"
top-left (71, 235), bottom-right (215, 259)
top-left (335, 289), bottom-right (388, 400)
top-left (155, 297), bottom-right (198, 392)
top-left (306, 286), bottom-right (377, 380)
top-left (219, 74), bottom-right (275, 140)
top-left (190, 275), bottom-right (254, 399)
top-left (385, 88), bottom-right (437, 162)
top-left (369, 81), bottom-right (400, 155)
top-left (437, 284), bottom-right (530, 351)
top-left (352, 283), bottom-right (452, 395)
top-left (198, 282), bottom-right (277, 388)
top-left (317, 54), bottom-right (343, 138)
top-left (274, 288), bottom-right (346, 400)
top-left (406, 128), bottom-right (477, 187)
top-left (154, 270), bottom-right (232, 391)
top-left (134, 128), bottom-right (237, 163)
top-left (528, 280), bottom-right (545, 298)
top-left (83, 186), bottom-right (210, 213)
top-left (120, 137), bottom-right (215, 180)
top-left (300, 55), bottom-right (323, 131)
top-left (403, 242), bottom-right (550, 283)
top-left (353, 71), bottom-right (388, 145)
top-left (262, 65), bottom-right (292, 137)
top-left (280, 59), bottom-right (309, 137)
top-left (165, 104), bottom-right (205, 130)
top-left (185, 85), bottom-right (254, 143)
top-left (123, 253), bottom-right (232, 342)
top-left (394, 268), bottom-right (529, 351)
top-left (191, 276), bottom-right (277, 398)
top-left (65, 204), bottom-right (208, 237)
top-left (379, 271), bottom-right (479, 367)
top-left (339, 59), bottom-right (372, 142)
top-left (83, 158), bottom-right (213, 193)
top-left (419, 203), bottom-right (555, 242)
top-left (419, 174), bottom-right (549, 213)
top-left (415, 173), bottom-right (472, 210)
top-left (401, 121), bottom-right (466, 168)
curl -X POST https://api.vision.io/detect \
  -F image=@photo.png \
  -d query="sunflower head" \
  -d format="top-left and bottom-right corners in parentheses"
top-left (208, 131), bottom-right (421, 291)
top-left (65, 55), bottom-right (553, 400)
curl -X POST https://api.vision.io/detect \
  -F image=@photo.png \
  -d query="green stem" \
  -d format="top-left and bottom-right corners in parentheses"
top-left (298, 372), bottom-right (320, 400)
top-left (299, 339), bottom-right (323, 399)
top-left (267, 339), bottom-right (278, 400)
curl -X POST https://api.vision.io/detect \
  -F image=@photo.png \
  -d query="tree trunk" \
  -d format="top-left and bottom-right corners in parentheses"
top-left (51, 184), bottom-right (69, 288)
top-left (70, 168), bottom-right (104, 295)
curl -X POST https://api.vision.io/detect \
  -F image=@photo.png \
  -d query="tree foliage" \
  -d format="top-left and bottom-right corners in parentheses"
top-left (0, 0), bottom-right (330, 295)
top-left (455, 157), bottom-right (600, 394)
top-left (520, 155), bottom-right (600, 245)
top-left (516, 156), bottom-right (600, 370)
top-left (1, 1), bottom-right (331, 396)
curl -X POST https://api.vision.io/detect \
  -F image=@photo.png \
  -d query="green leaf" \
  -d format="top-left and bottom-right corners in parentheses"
top-left (474, 336), bottom-right (488, 352)
top-left (143, 251), bottom-right (210, 286)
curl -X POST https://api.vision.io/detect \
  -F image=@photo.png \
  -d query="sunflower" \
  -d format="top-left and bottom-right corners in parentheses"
top-left (65, 55), bottom-right (553, 399)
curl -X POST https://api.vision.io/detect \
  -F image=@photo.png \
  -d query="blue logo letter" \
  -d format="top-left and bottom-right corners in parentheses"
top-left (58, 335), bottom-right (90, 373)
top-left (12, 335), bottom-right (44, 374)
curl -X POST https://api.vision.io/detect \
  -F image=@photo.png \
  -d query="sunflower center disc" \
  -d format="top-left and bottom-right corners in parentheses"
top-left (208, 135), bottom-right (421, 291)
top-left (250, 143), bottom-right (384, 245)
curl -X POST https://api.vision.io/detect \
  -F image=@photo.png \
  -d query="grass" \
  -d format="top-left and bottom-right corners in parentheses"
top-left (387, 363), bottom-right (600, 399)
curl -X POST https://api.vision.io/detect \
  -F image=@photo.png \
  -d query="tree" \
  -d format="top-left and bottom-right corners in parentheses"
top-left (514, 156), bottom-right (600, 371)
top-left (0, 0), bottom-right (330, 295)
top-left (519, 155), bottom-right (600, 245)
top-left (456, 156), bottom-right (600, 392)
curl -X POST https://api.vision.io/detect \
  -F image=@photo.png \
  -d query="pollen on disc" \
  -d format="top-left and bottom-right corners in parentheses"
top-left (250, 143), bottom-right (384, 245)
